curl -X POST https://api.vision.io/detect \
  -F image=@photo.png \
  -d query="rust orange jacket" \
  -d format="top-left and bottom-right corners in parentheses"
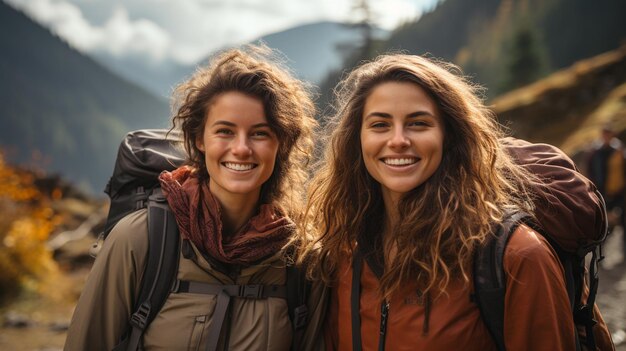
top-left (325, 224), bottom-right (614, 351)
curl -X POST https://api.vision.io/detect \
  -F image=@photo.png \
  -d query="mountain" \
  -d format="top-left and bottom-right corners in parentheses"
top-left (91, 51), bottom-right (190, 100)
top-left (384, 0), bottom-right (501, 62)
top-left (250, 21), bottom-right (387, 85)
top-left (0, 2), bottom-right (170, 194)
top-left (311, 0), bottom-right (626, 154)
top-left (91, 21), bottom-right (388, 98)
top-left (373, 0), bottom-right (626, 97)
top-left (493, 45), bottom-right (626, 156)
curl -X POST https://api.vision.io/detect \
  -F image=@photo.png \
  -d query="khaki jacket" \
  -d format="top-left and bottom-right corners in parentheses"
top-left (65, 209), bottom-right (328, 351)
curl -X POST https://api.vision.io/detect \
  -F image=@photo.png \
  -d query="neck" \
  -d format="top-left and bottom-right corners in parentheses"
top-left (382, 191), bottom-right (400, 266)
top-left (382, 190), bottom-right (400, 228)
top-left (209, 183), bottom-right (260, 236)
top-left (220, 196), bottom-right (258, 235)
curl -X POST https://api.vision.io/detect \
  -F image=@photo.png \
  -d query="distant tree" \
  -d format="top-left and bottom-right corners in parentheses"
top-left (316, 0), bottom-right (377, 116)
top-left (351, 0), bottom-right (374, 58)
top-left (499, 21), bottom-right (549, 93)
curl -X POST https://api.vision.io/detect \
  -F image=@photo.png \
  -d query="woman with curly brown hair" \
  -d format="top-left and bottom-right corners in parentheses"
top-left (297, 53), bottom-right (612, 350)
top-left (65, 47), bottom-right (327, 351)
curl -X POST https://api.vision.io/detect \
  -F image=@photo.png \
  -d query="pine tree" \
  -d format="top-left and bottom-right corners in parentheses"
top-left (500, 21), bottom-right (549, 92)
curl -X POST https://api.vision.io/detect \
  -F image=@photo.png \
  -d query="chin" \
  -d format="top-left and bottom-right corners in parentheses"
top-left (226, 186), bottom-right (260, 195)
top-left (388, 183), bottom-right (421, 193)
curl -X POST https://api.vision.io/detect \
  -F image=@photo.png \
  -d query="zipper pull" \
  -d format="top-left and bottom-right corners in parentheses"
top-left (379, 300), bottom-right (390, 351)
top-left (89, 232), bottom-right (105, 258)
top-left (380, 301), bottom-right (390, 334)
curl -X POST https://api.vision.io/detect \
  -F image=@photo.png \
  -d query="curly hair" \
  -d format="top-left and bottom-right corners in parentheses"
top-left (171, 46), bottom-right (317, 217)
top-left (298, 54), bottom-right (536, 299)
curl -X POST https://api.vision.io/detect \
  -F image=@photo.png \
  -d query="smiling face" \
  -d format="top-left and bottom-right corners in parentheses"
top-left (360, 81), bottom-right (445, 205)
top-left (196, 91), bottom-right (279, 204)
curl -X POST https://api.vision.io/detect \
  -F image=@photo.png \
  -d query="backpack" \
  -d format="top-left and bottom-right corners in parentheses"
top-left (96, 129), bottom-right (311, 351)
top-left (473, 138), bottom-right (610, 351)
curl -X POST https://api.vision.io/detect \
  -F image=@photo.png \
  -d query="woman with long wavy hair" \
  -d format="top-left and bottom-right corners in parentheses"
top-left (65, 47), bottom-right (327, 351)
top-left (297, 53), bottom-right (607, 350)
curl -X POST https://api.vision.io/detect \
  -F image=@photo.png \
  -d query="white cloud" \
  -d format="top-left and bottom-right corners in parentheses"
top-left (5, 0), bottom-right (432, 65)
top-left (100, 7), bottom-right (170, 61)
top-left (6, 0), bottom-right (95, 49)
top-left (6, 0), bottom-right (171, 63)
top-left (371, 0), bottom-right (422, 29)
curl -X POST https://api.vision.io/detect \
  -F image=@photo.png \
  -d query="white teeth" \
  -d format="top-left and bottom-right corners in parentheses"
top-left (383, 158), bottom-right (417, 166)
top-left (223, 162), bottom-right (255, 171)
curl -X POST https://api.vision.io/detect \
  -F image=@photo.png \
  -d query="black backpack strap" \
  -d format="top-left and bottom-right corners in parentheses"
top-left (473, 212), bottom-right (530, 351)
top-left (122, 189), bottom-right (181, 351)
top-left (171, 279), bottom-right (290, 351)
top-left (351, 249), bottom-right (363, 351)
top-left (540, 235), bottom-right (583, 351)
top-left (172, 280), bottom-right (287, 298)
top-left (205, 290), bottom-right (231, 351)
top-left (574, 246), bottom-right (600, 350)
top-left (286, 264), bottom-right (311, 351)
top-left (573, 189), bottom-right (608, 350)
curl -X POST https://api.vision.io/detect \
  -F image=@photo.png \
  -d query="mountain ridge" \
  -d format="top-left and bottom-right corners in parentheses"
top-left (91, 20), bottom-right (388, 97)
top-left (0, 2), bottom-right (170, 193)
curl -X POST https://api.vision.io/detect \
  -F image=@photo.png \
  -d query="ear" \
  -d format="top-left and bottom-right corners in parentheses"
top-left (195, 135), bottom-right (205, 152)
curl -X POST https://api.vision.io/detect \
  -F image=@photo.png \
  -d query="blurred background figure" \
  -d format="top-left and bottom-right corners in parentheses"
top-left (587, 124), bottom-right (626, 257)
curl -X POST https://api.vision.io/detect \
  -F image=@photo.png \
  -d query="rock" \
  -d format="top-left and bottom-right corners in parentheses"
top-left (613, 329), bottom-right (626, 346)
top-left (48, 321), bottom-right (70, 332)
top-left (3, 311), bottom-right (33, 328)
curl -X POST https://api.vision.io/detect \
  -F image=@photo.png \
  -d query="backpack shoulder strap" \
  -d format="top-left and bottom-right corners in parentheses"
top-left (121, 188), bottom-right (181, 351)
top-left (286, 262), bottom-right (311, 351)
top-left (163, 257), bottom-right (309, 350)
top-left (473, 211), bottom-right (530, 351)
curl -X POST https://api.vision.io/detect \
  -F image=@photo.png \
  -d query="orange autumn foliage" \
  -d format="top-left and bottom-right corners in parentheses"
top-left (0, 153), bottom-right (60, 302)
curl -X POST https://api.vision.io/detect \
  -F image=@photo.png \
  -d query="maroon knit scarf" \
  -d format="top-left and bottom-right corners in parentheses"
top-left (158, 166), bottom-right (294, 265)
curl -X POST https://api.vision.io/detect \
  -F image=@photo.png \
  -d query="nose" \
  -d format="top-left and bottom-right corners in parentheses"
top-left (388, 126), bottom-right (410, 149)
top-left (231, 134), bottom-right (253, 157)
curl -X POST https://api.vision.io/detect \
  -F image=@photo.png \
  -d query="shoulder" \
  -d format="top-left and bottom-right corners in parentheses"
top-left (109, 208), bottom-right (148, 235)
top-left (100, 209), bottom-right (149, 258)
top-left (505, 224), bottom-right (551, 255)
top-left (503, 223), bottom-right (564, 276)
top-left (498, 225), bottom-right (577, 350)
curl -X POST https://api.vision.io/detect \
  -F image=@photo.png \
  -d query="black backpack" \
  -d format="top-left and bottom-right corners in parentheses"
top-left (96, 129), bottom-right (311, 351)
top-left (473, 138), bottom-right (610, 351)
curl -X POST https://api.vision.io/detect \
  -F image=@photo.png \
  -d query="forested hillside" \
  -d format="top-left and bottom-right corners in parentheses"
top-left (493, 45), bottom-right (626, 155)
top-left (384, 0), bottom-right (626, 94)
top-left (0, 2), bottom-right (170, 193)
top-left (319, 0), bottom-right (626, 105)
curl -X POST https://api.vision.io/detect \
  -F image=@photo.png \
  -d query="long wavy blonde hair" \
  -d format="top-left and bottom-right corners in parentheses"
top-left (171, 46), bottom-right (317, 218)
top-left (298, 54), bottom-right (535, 299)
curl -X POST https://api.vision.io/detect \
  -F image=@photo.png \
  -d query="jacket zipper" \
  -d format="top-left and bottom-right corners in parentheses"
top-left (378, 300), bottom-right (390, 351)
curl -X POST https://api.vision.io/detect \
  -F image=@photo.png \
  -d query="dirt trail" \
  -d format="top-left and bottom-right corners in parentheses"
top-left (596, 226), bottom-right (626, 350)
top-left (0, 266), bottom-right (89, 351)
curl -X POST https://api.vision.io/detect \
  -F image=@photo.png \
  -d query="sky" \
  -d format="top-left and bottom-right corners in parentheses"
top-left (5, 0), bottom-right (438, 66)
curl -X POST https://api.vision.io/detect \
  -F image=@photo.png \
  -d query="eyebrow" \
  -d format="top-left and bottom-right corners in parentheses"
top-left (211, 120), bottom-right (272, 129)
top-left (364, 111), bottom-right (435, 119)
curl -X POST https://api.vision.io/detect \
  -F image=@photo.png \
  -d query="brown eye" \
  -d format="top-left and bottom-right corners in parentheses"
top-left (408, 120), bottom-right (429, 127)
top-left (371, 122), bottom-right (388, 128)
